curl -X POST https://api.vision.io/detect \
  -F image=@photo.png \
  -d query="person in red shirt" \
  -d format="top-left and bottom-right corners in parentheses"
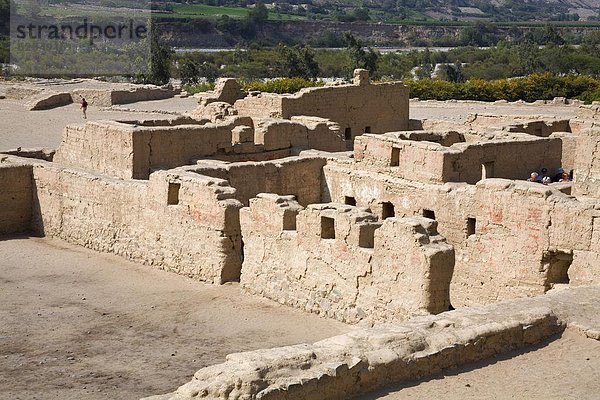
top-left (81, 97), bottom-right (88, 119)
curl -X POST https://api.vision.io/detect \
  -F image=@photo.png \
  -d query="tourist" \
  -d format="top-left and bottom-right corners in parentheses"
top-left (559, 172), bottom-right (571, 182)
top-left (80, 97), bottom-right (88, 119)
top-left (540, 167), bottom-right (549, 182)
top-left (552, 167), bottom-right (565, 182)
top-left (542, 176), bottom-right (552, 185)
top-left (527, 172), bottom-right (539, 182)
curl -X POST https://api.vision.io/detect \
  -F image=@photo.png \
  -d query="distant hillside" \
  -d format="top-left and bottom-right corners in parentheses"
top-left (166, 0), bottom-right (600, 22)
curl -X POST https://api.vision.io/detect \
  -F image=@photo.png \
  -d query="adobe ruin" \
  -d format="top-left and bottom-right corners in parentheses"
top-left (1, 70), bottom-right (599, 399)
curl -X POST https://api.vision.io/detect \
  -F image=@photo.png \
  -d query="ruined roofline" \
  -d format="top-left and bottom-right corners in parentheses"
top-left (242, 79), bottom-right (409, 101)
top-left (325, 161), bottom-right (576, 201)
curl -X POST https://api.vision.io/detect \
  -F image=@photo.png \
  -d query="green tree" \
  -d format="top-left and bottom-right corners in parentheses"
top-left (136, 20), bottom-right (173, 85)
top-left (277, 44), bottom-right (320, 79)
top-left (249, 1), bottom-right (268, 24)
top-left (344, 32), bottom-right (378, 76)
top-left (353, 7), bottom-right (370, 21)
top-left (0, 0), bottom-right (11, 36)
top-left (179, 59), bottom-right (200, 85)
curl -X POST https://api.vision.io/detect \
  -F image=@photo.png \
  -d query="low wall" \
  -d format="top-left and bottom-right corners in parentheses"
top-left (146, 289), bottom-right (574, 400)
top-left (468, 114), bottom-right (572, 137)
top-left (30, 161), bottom-right (243, 283)
top-left (0, 164), bottom-right (33, 235)
top-left (26, 92), bottom-right (73, 111)
top-left (354, 133), bottom-right (563, 184)
top-left (240, 195), bottom-right (454, 324)
top-left (72, 86), bottom-right (178, 107)
top-left (53, 120), bottom-right (240, 179)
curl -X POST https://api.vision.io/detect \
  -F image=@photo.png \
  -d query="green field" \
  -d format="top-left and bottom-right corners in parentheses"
top-left (173, 4), bottom-right (251, 18)
top-left (170, 4), bottom-right (306, 21)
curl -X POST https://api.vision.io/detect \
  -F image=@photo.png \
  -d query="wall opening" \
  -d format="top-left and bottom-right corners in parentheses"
top-left (364, 126), bottom-right (371, 133)
top-left (167, 182), bottom-right (181, 205)
top-left (240, 239), bottom-right (245, 263)
top-left (344, 127), bottom-right (352, 140)
top-left (542, 250), bottom-right (572, 291)
top-left (359, 228), bottom-right (375, 248)
top-left (390, 147), bottom-right (400, 167)
top-left (423, 209), bottom-right (436, 220)
top-left (382, 202), bottom-right (395, 219)
top-left (466, 217), bottom-right (476, 237)
top-left (344, 196), bottom-right (357, 206)
top-left (283, 213), bottom-right (297, 231)
top-left (481, 161), bottom-right (495, 180)
top-left (321, 216), bottom-right (335, 239)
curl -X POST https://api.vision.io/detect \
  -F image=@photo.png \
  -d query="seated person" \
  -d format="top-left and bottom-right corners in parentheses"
top-left (559, 172), bottom-right (571, 182)
top-left (527, 172), bottom-right (540, 182)
top-left (552, 168), bottom-right (565, 182)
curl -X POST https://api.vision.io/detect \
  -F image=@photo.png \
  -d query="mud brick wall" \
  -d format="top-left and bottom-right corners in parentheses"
top-left (193, 155), bottom-right (326, 207)
top-left (240, 194), bottom-right (454, 324)
top-left (30, 162), bottom-right (242, 283)
top-left (323, 161), bottom-right (600, 307)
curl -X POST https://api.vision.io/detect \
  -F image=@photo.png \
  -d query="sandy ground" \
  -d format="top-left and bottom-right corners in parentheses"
top-left (0, 99), bottom-right (179, 151)
top-left (363, 330), bottom-right (600, 400)
top-left (0, 236), bottom-right (350, 400)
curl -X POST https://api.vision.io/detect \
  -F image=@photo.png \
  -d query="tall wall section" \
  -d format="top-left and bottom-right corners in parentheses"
top-left (235, 79), bottom-right (409, 141)
top-left (29, 160), bottom-right (243, 283)
top-left (239, 194), bottom-right (454, 324)
top-left (323, 161), bottom-right (600, 307)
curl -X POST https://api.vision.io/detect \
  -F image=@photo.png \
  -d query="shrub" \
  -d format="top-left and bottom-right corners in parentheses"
top-left (243, 77), bottom-right (324, 94)
top-left (182, 83), bottom-right (214, 94)
top-left (405, 73), bottom-right (600, 103)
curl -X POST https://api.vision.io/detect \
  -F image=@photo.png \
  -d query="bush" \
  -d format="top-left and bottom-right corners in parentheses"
top-left (243, 77), bottom-right (324, 94)
top-left (182, 83), bottom-right (214, 94)
top-left (405, 73), bottom-right (600, 103)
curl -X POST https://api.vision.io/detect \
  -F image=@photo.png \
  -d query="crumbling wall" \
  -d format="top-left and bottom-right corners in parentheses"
top-left (354, 133), bottom-right (563, 184)
top-left (323, 161), bottom-right (600, 307)
top-left (467, 114), bottom-right (571, 136)
top-left (573, 128), bottom-right (600, 198)
top-left (194, 155), bottom-right (326, 206)
top-left (195, 78), bottom-right (246, 106)
top-left (54, 120), bottom-right (244, 180)
top-left (0, 163), bottom-right (33, 235)
top-left (72, 86), bottom-right (178, 107)
top-left (53, 116), bottom-right (344, 180)
top-left (240, 194), bottom-right (454, 324)
top-left (146, 290), bottom-right (571, 400)
top-left (254, 117), bottom-right (345, 152)
top-left (26, 92), bottom-right (73, 111)
top-left (30, 162), bottom-right (242, 283)
top-left (235, 74), bottom-right (409, 140)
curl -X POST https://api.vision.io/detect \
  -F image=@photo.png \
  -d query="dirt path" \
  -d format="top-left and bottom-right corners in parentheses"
top-left (0, 236), bottom-right (350, 400)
